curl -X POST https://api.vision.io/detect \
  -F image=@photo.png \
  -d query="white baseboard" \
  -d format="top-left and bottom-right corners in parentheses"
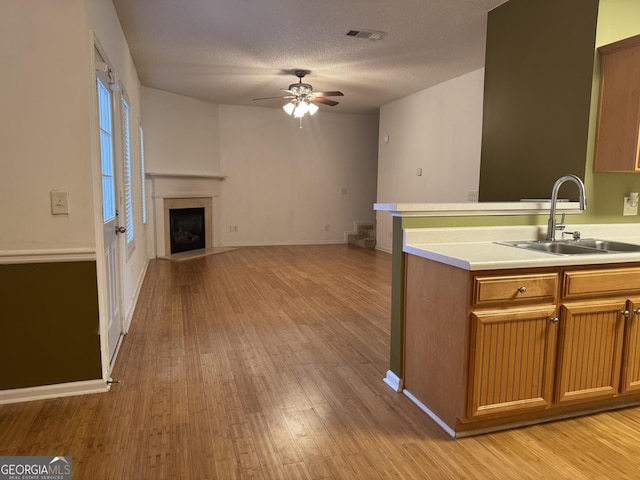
top-left (383, 370), bottom-right (403, 392)
top-left (0, 379), bottom-right (109, 405)
top-left (123, 255), bottom-right (150, 333)
top-left (221, 239), bottom-right (347, 247)
top-left (403, 389), bottom-right (457, 438)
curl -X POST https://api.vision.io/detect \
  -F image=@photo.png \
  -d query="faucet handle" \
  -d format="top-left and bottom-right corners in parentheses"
top-left (562, 230), bottom-right (581, 241)
top-left (555, 213), bottom-right (566, 231)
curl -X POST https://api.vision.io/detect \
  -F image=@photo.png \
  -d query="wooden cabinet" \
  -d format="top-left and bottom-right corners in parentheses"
top-left (468, 306), bottom-right (558, 418)
top-left (468, 272), bottom-right (559, 419)
top-left (555, 299), bottom-right (626, 404)
top-left (594, 34), bottom-right (640, 172)
top-left (557, 268), bottom-right (640, 403)
top-left (473, 273), bottom-right (557, 306)
top-left (403, 256), bottom-right (640, 436)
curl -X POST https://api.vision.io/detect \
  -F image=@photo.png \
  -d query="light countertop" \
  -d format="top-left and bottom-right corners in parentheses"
top-left (403, 224), bottom-right (640, 271)
top-left (374, 201), bottom-right (581, 217)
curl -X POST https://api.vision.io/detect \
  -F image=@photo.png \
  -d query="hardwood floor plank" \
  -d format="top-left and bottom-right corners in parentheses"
top-left (230, 421), bottom-right (262, 472)
top-left (246, 412), bottom-right (289, 480)
top-left (3, 246), bottom-right (640, 478)
top-left (283, 461), bottom-right (316, 480)
top-left (281, 407), bottom-right (333, 480)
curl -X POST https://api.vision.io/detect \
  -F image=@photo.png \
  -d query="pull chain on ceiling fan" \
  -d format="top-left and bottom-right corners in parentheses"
top-left (253, 70), bottom-right (344, 127)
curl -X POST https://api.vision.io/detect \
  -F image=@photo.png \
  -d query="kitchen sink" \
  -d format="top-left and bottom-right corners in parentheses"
top-left (496, 239), bottom-right (640, 255)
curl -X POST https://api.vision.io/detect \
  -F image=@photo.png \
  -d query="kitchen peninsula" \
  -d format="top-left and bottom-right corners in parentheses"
top-left (374, 202), bottom-right (640, 437)
top-left (401, 223), bottom-right (640, 437)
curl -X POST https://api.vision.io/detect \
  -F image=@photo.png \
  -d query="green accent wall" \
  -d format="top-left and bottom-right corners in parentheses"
top-left (479, 0), bottom-right (599, 202)
top-left (0, 261), bottom-right (102, 390)
top-left (584, 0), bottom-right (640, 222)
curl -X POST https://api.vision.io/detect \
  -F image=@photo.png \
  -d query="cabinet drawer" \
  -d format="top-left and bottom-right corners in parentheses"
top-left (473, 273), bottom-right (557, 306)
top-left (563, 267), bottom-right (640, 299)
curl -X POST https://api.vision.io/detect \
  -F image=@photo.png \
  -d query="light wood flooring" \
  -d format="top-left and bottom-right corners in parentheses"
top-left (2, 245), bottom-right (640, 479)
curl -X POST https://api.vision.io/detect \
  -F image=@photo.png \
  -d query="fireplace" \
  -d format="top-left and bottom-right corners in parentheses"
top-left (169, 207), bottom-right (205, 254)
top-left (161, 197), bottom-right (214, 258)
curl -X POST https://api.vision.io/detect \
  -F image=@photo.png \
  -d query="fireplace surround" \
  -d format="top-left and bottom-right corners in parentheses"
top-left (163, 197), bottom-right (213, 257)
top-left (147, 171), bottom-right (225, 259)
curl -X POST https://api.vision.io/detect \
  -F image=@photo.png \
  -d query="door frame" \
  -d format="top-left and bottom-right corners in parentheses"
top-left (88, 33), bottom-right (126, 382)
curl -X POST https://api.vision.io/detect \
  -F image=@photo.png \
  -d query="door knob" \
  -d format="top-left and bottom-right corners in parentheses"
top-left (115, 226), bottom-right (126, 234)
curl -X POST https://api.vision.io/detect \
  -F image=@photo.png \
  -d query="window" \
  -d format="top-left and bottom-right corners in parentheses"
top-left (139, 125), bottom-right (147, 225)
top-left (121, 96), bottom-right (134, 246)
top-left (97, 78), bottom-right (116, 223)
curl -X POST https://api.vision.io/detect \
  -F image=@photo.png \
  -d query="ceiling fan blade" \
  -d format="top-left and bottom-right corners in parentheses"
top-left (312, 91), bottom-right (344, 97)
top-left (311, 97), bottom-right (339, 107)
top-left (253, 95), bottom-right (295, 101)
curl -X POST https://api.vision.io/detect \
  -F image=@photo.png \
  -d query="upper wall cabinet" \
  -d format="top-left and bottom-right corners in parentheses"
top-left (594, 34), bottom-right (640, 173)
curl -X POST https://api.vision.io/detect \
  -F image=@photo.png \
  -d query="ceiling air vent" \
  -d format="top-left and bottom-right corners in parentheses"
top-left (346, 29), bottom-right (387, 41)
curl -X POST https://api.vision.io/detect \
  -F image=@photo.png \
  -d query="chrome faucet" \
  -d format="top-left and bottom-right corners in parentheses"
top-left (545, 174), bottom-right (587, 241)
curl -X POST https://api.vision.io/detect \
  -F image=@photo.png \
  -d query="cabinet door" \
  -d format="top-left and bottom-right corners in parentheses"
top-left (621, 299), bottom-right (640, 394)
top-left (556, 300), bottom-right (626, 404)
top-left (594, 34), bottom-right (640, 172)
top-left (468, 306), bottom-right (558, 419)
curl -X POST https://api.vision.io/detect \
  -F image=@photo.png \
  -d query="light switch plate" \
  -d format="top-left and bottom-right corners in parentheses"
top-left (51, 191), bottom-right (69, 215)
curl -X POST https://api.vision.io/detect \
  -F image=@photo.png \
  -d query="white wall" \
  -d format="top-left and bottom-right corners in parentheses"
top-left (141, 87), bottom-right (221, 174)
top-left (219, 105), bottom-right (379, 245)
top-left (375, 69), bottom-right (485, 251)
top-left (140, 91), bottom-right (379, 247)
top-left (0, 0), bottom-right (96, 251)
top-left (141, 87), bottom-right (224, 256)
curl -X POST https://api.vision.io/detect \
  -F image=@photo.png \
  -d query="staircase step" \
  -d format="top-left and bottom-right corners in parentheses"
top-left (348, 223), bottom-right (376, 249)
top-left (357, 224), bottom-right (375, 235)
top-left (348, 234), bottom-right (376, 249)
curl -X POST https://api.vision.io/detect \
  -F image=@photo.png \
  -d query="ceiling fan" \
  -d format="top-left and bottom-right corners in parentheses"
top-left (253, 70), bottom-right (344, 121)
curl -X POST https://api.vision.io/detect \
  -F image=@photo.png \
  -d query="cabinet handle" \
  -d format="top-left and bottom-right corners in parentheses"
top-left (635, 309), bottom-right (640, 316)
top-left (517, 286), bottom-right (527, 294)
top-left (622, 310), bottom-right (630, 317)
top-left (551, 317), bottom-right (559, 324)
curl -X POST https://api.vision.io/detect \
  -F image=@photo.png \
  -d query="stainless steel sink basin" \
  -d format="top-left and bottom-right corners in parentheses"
top-left (496, 239), bottom-right (640, 255)
top-left (497, 240), bottom-right (604, 255)
top-left (569, 239), bottom-right (640, 252)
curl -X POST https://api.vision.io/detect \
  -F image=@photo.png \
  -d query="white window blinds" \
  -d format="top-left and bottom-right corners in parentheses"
top-left (121, 96), bottom-right (134, 245)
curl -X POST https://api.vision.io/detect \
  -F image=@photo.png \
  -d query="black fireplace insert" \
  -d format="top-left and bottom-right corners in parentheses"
top-left (169, 207), bottom-right (205, 254)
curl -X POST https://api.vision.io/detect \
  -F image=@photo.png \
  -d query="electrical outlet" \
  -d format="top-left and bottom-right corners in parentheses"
top-left (468, 191), bottom-right (479, 202)
top-left (623, 197), bottom-right (638, 216)
top-left (324, 224), bottom-right (330, 231)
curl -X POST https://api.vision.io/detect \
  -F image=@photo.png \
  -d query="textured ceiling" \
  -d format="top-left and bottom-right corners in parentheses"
top-left (112, 0), bottom-right (509, 114)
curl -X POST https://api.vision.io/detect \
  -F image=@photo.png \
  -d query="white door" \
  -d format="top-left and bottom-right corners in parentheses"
top-left (96, 55), bottom-right (124, 363)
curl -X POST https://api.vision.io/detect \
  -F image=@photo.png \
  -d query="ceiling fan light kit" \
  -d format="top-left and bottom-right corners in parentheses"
top-left (253, 70), bottom-right (343, 126)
